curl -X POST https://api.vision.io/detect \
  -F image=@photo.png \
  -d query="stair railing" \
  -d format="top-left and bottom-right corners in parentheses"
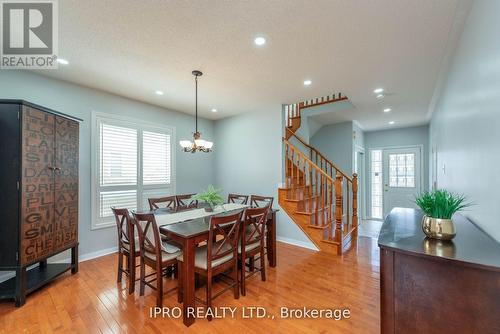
top-left (283, 137), bottom-right (358, 254)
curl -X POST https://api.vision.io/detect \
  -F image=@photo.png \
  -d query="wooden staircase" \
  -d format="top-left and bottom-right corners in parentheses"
top-left (279, 93), bottom-right (358, 255)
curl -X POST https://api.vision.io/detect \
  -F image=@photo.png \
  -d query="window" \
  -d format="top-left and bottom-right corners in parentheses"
top-left (370, 150), bottom-right (383, 219)
top-left (388, 153), bottom-right (415, 188)
top-left (92, 113), bottom-right (175, 229)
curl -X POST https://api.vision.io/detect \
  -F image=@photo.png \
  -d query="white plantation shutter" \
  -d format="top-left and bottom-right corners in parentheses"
top-left (143, 131), bottom-right (171, 185)
top-left (100, 190), bottom-right (137, 217)
top-left (100, 123), bottom-right (137, 186)
top-left (92, 113), bottom-right (175, 229)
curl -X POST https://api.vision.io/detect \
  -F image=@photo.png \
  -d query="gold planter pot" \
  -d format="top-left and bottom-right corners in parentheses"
top-left (421, 216), bottom-right (456, 240)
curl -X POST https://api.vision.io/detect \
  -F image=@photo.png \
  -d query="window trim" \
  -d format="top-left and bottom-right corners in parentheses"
top-left (91, 111), bottom-right (176, 230)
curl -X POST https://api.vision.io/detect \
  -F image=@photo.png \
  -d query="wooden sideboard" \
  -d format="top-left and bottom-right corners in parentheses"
top-left (0, 100), bottom-right (81, 306)
top-left (378, 208), bottom-right (500, 334)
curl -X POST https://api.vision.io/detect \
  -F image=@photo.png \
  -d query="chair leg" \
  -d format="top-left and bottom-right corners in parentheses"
top-left (240, 254), bottom-right (246, 296)
top-left (128, 254), bottom-right (136, 294)
top-left (177, 262), bottom-right (183, 303)
top-left (249, 257), bottom-right (255, 272)
top-left (173, 263), bottom-right (178, 279)
top-left (117, 249), bottom-right (123, 283)
top-left (125, 253), bottom-right (130, 273)
top-left (260, 249), bottom-right (266, 282)
top-left (139, 257), bottom-right (146, 296)
top-left (206, 275), bottom-right (212, 321)
top-left (233, 262), bottom-right (240, 299)
top-left (156, 264), bottom-right (163, 308)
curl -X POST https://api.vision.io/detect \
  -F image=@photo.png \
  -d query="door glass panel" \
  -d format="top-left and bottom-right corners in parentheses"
top-left (388, 153), bottom-right (416, 188)
top-left (371, 150), bottom-right (383, 218)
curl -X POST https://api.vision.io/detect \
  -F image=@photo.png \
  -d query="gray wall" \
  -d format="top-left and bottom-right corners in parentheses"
top-left (430, 0), bottom-right (500, 242)
top-left (310, 121), bottom-right (354, 173)
top-left (214, 109), bottom-right (316, 249)
top-left (364, 125), bottom-right (430, 217)
top-left (0, 71), bottom-right (215, 260)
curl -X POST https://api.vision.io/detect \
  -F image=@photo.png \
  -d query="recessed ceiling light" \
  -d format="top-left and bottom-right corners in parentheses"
top-left (57, 58), bottom-right (69, 65)
top-left (211, 108), bottom-right (217, 113)
top-left (384, 108), bottom-right (392, 113)
top-left (374, 88), bottom-right (384, 94)
top-left (155, 90), bottom-right (164, 96)
top-left (303, 80), bottom-right (312, 86)
top-left (376, 94), bottom-right (384, 99)
top-left (389, 121), bottom-right (395, 125)
top-left (254, 36), bottom-right (266, 46)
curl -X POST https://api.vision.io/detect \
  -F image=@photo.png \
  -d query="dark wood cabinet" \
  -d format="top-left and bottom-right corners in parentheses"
top-left (0, 100), bottom-right (81, 307)
top-left (379, 208), bottom-right (500, 334)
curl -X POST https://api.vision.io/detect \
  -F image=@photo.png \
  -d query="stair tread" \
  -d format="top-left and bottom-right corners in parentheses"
top-left (285, 194), bottom-right (319, 201)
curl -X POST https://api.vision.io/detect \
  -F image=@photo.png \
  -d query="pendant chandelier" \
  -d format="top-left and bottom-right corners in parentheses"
top-left (179, 70), bottom-right (214, 153)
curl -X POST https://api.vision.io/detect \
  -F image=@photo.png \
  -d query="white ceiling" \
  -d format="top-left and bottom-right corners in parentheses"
top-left (35, 0), bottom-right (466, 130)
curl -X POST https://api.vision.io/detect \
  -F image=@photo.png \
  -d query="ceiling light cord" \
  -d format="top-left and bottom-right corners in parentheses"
top-left (195, 74), bottom-right (198, 133)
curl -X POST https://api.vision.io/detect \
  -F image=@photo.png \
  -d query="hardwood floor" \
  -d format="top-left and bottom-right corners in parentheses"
top-left (0, 221), bottom-right (381, 334)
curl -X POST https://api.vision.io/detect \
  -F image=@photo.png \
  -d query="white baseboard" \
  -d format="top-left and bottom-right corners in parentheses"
top-left (276, 236), bottom-right (319, 251)
top-left (51, 246), bottom-right (118, 264)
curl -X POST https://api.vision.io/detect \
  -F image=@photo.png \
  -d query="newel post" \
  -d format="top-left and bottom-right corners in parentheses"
top-left (352, 173), bottom-right (358, 229)
top-left (334, 172), bottom-right (343, 254)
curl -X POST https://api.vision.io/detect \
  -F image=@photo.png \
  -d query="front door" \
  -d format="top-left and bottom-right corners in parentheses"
top-left (382, 147), bottom-right (421, 216)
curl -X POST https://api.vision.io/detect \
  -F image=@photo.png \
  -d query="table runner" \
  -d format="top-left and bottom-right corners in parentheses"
top-left (155, 203), bottom-right (248, 226)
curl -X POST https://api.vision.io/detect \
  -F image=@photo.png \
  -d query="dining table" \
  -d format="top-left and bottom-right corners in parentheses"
top-left (155, 203), bottom-right (278, 327)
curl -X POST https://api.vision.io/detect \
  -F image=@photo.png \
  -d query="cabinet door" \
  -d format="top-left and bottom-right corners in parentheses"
top-left (21, 107), bottom-right (55, 265)
top-left (54, 116), bottom-right (79, 253)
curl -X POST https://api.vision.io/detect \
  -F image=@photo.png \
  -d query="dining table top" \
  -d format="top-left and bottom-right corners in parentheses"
top-left (156, 203), bottom-right (278, 239)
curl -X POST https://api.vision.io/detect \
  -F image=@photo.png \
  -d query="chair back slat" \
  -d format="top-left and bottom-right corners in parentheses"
top-left (112, 207), bottom-right (134, 250)
top-left (176, 194), bottom-right (198, 208)
top-left (250, 195), bottom-right (274, 209)
top-left (132, 212), bottom-right (161, 259)
top-left (242, 206), bottom-right (269, 248)
top-left (148, 196), bottom-right (177, 210)
top-left (227, 193), bottom-right (249, 205)
top-left (207, 211), bottom-right (242, 268)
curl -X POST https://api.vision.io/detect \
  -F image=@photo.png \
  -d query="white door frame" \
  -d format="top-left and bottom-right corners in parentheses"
top-left (354, 145), bottom-right (366, 219)
top-left (368, 145), bottom-right (425, 220)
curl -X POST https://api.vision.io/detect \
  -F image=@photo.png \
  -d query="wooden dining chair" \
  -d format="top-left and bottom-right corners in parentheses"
top-left (176, 194), bottom-right (198, 209)
top-left (148, 196), bottom-right (177, 210)
top-left (238, 206), bottom-right (270, 296)
top-left (249, 195), bottom-right (274, 270)
top-left (227, 193), bottom-right (249, 205)
top-left (250, 195), bottom-right (274, 209)
top-left (132, 212), bottom-right (182, 308)
top-left (112, 207), bottom-right (140, 294)
top-left (177, 211), bottom-right (243, 320)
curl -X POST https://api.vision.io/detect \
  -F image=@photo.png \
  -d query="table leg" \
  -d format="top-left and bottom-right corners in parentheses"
top-left (267, 212), bottom-right (277, 267)
top-left (182, 238), bottom-right (196, 327)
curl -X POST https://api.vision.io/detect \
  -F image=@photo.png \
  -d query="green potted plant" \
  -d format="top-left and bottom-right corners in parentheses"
top-left (191, 185), bottom-right (225, 212)
top-left (415, 189), bottom-right (472, 240)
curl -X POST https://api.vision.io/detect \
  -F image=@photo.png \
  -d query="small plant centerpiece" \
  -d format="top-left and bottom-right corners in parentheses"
top-left (415, 189), bottom-right (472, 240)
top-left (191, 185), bottom-right (225, 212)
